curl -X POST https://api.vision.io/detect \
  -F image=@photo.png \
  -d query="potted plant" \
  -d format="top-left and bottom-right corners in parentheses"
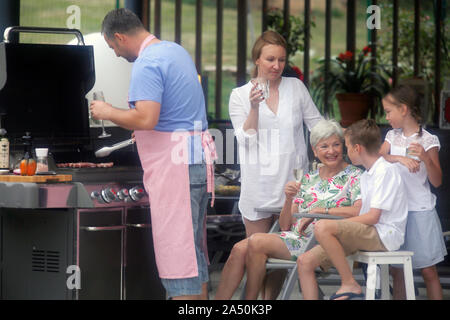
top-left (312, 46), bottom-right (391, 126)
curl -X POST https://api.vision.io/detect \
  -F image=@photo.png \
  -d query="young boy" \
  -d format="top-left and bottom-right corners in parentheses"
top-left (297, 119), bottom-right (408, 300)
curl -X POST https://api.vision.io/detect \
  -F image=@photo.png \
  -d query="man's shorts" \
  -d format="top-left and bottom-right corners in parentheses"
top-left (160, 163), bottom-right (209, 297)
top-left (309, 220), bottom-right (387, 272)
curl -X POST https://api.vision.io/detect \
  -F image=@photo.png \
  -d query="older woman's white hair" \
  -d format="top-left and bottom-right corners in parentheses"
top-left (309, 119), bottom-right (344, 148)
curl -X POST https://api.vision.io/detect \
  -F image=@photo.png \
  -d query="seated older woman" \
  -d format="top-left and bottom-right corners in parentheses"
top-left (215, 119), bottom-right (363, 300)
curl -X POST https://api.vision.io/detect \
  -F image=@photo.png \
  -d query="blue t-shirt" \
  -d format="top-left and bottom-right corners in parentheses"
top-left (128, 41), bottom-right (208, 132)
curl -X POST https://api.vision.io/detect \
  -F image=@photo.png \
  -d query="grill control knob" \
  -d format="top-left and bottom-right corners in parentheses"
top-left (117, 188), bottom-right (130, 201)
top-left (101, 188), bottom-right (118, 203)
top-left (129, 186), bottom-right (145, 201)
top-left (90, 191), bottom-right (105, 204)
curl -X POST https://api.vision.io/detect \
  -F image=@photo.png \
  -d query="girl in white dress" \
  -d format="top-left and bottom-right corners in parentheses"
top-left (380, 84), bottom-right (447, 300)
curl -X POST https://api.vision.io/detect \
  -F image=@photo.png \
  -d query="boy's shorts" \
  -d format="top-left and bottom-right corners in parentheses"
top-left (309, 220), bottom-right (387, 272)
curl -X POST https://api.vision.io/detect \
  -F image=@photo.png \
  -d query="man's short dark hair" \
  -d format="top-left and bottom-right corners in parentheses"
top-left (344, 119), bottom-right (381, 155)
top-left (101, 8), bottom-right (145, 39)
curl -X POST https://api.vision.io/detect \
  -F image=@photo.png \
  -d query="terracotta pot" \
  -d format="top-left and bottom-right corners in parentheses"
top-left (336, 93), bottom-right (372, 127)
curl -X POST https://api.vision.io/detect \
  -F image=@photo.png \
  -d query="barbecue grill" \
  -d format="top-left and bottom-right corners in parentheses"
top-left (0, 27), bottom-right (165, 300)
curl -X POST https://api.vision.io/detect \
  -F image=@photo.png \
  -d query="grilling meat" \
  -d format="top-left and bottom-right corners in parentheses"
top-left (57, 162), bottom-right (114, 168)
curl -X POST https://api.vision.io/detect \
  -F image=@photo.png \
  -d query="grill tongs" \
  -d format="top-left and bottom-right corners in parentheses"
top-left (95, 138), bottom-right (135, 158)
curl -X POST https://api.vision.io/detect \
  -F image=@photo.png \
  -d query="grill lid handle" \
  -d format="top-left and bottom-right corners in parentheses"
top-left (3, 26), bottom-right (85, 45)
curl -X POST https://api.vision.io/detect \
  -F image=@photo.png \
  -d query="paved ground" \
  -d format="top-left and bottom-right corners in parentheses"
top-left (207, 266), bottom-right (450, 300)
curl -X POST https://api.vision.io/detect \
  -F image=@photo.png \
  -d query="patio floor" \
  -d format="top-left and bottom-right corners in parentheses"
top-left (207, 265), bottom-right (450, 300)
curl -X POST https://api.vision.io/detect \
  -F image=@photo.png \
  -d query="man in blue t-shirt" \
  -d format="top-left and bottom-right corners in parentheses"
top-left (90, 8), bottom-right (213, 300)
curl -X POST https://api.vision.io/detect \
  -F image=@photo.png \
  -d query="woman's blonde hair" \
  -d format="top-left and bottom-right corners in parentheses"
top-left (251, 30), bottom-right (287, 78)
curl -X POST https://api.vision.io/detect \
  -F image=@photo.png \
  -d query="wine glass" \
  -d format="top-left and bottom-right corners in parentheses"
top-left (251, 77), bottom-right (270, 100)
top-left (293, 168), bottom-right (304, 183)
top-left (293, 155), bottom-right (303, 183)
top-left (93, 91), bottom-right (111, 138)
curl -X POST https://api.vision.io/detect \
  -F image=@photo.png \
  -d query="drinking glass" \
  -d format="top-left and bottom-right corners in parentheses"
top-left (251, 77), bottom-right (269, 100)
top-left (406, 135), bottom-right (421, 161)
top-left (293, 155), bottom-right (303, 183)
top-left (93, 91), bottom-right (111, 138)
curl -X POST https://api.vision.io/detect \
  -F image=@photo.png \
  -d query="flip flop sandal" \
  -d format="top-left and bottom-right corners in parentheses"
top-left (330, 292), bottom-right (365, 300)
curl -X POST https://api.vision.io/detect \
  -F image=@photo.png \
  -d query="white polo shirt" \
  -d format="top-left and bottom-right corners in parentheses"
top-left (359, 157), bottom-right (408, 251)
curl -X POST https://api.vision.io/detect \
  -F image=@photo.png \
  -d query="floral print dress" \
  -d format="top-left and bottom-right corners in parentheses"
top-left (278, 164), bottom-right (363, 260)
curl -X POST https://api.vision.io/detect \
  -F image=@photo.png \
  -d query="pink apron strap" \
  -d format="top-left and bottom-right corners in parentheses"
top-left (138, 34), bottom-right (156, 56)
top-left (201, 130), bottom-right (218, 207)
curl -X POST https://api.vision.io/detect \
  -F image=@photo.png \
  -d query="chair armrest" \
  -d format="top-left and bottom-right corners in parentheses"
top-left (254, 207), bottom-right (283, 215)
top-left (294, 213), bottom-right (345, 220)
top-left (269, 219), bottom-right (280, 233)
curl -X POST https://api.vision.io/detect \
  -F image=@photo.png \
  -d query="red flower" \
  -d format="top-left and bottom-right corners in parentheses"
top-left (291, 65), bottom-right (304, 81)
top-left (345, 51), bottom-right (353, 60)
top-left (338, 51), bottom-right (353, 62)
top-left (362, 46), bottom-right (372, 56)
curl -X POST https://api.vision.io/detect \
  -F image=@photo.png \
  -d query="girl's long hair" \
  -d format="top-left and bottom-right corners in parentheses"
top-left (386, 84), bottom-right (423, 136)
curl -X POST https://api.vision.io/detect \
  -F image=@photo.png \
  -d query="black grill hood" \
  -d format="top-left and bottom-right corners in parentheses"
top-left (0, 32), bottom-right (95, 146)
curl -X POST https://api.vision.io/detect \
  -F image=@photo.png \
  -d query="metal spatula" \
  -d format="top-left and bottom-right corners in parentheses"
top-left (95, 138), bottom-right (135, 158)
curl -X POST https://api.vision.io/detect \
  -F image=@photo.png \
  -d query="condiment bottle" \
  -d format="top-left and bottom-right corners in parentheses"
top-left (19, 132), bottom-right (36, 176)
top-left (0, 136), bottom-right (9, 170)
top-left (35, 148), bottom-right (49, 173)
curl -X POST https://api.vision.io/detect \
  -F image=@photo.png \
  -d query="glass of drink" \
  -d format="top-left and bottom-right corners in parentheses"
top-left (293, 155), bottom-right (303, 183)
top-left (251, 77), bottom-right (269, 100)
top-left (293, 168), bottom-right (303, 183)
top-left (406, 146), bottom-right (420, 161)
top-left (93, 91), bottom-right (111, 138)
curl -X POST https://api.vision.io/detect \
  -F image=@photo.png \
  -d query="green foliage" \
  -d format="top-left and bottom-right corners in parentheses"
top-left (173, 0), bottom-right (236, 9)
top-left (265, 7), bottom-right (315, 63)
top-left (377, 3), bottom-right (449, 89)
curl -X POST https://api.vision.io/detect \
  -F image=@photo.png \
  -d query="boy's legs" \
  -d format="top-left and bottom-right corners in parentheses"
top-left (391, 266), bottom-right (406, 299)
top-left (309, 219), bottom-right (387, 299)
top-left (313, 219), bottom-right (361, 298)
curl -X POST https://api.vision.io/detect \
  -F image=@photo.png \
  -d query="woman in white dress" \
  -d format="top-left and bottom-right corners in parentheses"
top-left (215, 31), bottom-right (322, 299)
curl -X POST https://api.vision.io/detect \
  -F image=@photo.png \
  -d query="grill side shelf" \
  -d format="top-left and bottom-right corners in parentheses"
top-left (0, 182), bottom-right (39, 208)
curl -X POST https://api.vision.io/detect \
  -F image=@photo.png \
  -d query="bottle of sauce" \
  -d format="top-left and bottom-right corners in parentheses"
top-left (19, 132), bottom-right (36, 176)
top-left (0, 136), bottom-right (9, 170)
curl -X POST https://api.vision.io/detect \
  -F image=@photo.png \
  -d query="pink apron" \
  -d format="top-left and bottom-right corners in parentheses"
top-left (134, 129), bottom-right (216, 279)
top-left (131, 35), bottom-right (216, 279)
